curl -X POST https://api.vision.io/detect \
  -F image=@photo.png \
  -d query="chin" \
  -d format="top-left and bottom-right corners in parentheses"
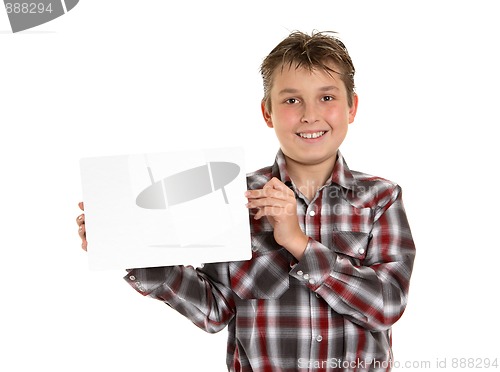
top-left (286, 150), bottom-right (337, 166)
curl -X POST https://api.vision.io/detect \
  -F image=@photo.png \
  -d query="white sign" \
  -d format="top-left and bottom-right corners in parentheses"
top-left (80, 147), bottom-right (251, 270)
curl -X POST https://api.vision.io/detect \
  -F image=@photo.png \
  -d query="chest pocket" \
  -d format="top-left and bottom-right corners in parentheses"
top-left (229, 231), bottom-right (291, 300)
top-left (329, 201), bottom-right (373, 266)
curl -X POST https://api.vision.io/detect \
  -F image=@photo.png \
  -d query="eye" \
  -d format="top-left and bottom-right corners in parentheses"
top-left (322, 95), bottom-right (335, 102)
top-left (285, 98), bottom-right (299, 104)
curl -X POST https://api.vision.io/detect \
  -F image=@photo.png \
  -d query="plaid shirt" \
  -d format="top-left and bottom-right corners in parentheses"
top-left (124, 150), bottom-right (416, 372)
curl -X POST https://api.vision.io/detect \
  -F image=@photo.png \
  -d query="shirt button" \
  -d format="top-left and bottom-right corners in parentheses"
top-left (315, 293), bottom-right (321, 298)
top-left (309, 279), bottom-right (316, 285)
top-left (303, 273), bottom-right (310, 280)
top-left (309, 210), bottom-right (316, 217)
top-left (316, 335), bottom-right (323, 342)
top-left (129, 275), bottom-right (136, 281)
top-left (358, 248), bottom-right (365, 255)
top-left (252, 245), bottom-right (258, 252)
top-left (297, 270), bottom-right (303, 276)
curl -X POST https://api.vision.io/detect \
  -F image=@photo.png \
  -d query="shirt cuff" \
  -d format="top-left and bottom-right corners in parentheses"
top-left (124, 266), bottom-right (178, 297)
top-left (289, 238), bottom-right (336, 290)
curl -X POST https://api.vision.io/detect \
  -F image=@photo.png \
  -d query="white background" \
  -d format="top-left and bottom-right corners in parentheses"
top-left (1, 0), bottom-right (498, 371)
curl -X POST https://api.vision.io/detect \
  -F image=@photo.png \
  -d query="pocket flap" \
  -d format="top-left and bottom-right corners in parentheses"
top-left (332, 231), bottom-right (371, 260)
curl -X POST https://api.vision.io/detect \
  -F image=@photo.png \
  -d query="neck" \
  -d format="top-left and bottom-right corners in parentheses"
top-left (285, 155), bottom-right (336, 200)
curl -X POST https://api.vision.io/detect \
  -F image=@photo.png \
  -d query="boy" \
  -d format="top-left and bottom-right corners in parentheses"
top-left (77, 31), bottom-right (415, 371)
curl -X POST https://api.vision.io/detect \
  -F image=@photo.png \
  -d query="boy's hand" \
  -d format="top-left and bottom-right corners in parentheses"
top-left (245, 178), bottom-right (308, 260)
top-left (76, 202), bottom-right (88, 251)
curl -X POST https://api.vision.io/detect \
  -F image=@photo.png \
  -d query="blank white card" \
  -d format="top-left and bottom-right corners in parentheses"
top-left (80, 147), bottom-right (251, 270)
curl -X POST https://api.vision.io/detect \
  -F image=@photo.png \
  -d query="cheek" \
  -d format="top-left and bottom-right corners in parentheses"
top-left (274, 107), bottom-right (299, 125)
top-left (325, 107), bottom-right (350, 126)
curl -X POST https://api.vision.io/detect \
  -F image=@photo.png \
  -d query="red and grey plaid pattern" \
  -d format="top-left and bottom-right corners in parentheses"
top-left (125, 150), bottom-right (416, 371)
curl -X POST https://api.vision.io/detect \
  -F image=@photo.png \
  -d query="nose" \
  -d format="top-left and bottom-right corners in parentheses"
top-left (300, 102), bottom-right (319, 124)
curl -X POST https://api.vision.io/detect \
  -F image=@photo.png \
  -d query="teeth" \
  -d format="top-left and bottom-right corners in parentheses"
top-left (298, 131), bottom-right (325, 139)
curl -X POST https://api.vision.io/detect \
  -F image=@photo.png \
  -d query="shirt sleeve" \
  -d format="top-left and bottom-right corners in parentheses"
top-left (124, 263), bottom-right (235, 334)
top-left (289, 185), bottom-right (416, 331)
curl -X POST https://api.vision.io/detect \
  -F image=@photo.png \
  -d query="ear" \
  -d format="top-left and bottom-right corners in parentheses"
top-left (348, 94), bottom-right (359, 124)
top-left (261, 100), bottom-right (274, 128)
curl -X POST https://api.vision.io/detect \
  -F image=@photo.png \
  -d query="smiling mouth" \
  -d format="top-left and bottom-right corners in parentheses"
top-left (297, 131), bottom-right (326, 139)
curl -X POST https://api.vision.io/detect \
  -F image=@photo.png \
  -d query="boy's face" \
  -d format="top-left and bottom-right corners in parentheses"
top-left (262, 64), bottom-right (358, 168)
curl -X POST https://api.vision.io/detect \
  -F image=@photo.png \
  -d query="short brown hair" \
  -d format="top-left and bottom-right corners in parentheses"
top-left (260, 31), bottom-right (356, 112)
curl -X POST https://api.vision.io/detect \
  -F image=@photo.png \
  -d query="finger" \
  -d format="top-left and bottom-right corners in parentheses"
top-left (254, 206), bottom-right (273, 220)
top-left (246, 197), bottom-right (288, 209)
top-left (262, 178), bottom-right (294, 198)
top-left (78, 223), bottom-right (86, 238)
top-left (246, 187), bottom-right (291, 201)
top-left (266, 177), bottom-right (294, 195)
top-left (78, 223), bottom-right (88, 251)
top-left (253, 204), bottom-right (296, 220)
top-left (77, 203), bottom-right (88, 251)
top-left (253, 205), bottom-right (287, 220)
top-left (76, 213), bottom-right (85, 226)
top-left (254, 205), bottom-right (276, 220)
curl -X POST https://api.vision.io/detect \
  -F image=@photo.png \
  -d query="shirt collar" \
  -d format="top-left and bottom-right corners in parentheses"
top-left (272, 148), bottom-right (358, 191)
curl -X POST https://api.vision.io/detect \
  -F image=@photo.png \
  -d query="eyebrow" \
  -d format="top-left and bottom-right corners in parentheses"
top-left (278, 86), bottom-right (340, 95)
